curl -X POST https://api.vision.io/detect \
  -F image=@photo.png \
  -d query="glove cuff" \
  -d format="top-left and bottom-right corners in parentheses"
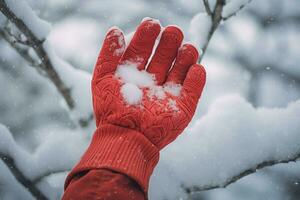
top-left (64, 124), bottom-right (159, 193)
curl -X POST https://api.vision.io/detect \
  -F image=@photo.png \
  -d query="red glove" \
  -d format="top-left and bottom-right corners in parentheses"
top-left (65, 19), bottom-right (206, 194)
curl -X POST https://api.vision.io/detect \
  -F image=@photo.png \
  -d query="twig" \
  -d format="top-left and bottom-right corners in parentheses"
top-left (203, 0), bottom-right (212, 16)
top-left (200, 0), bottom-right (225, 61)
top-left (0, 154), bottom-right (48, 200)
top-left (222, 0), bottom-right (252, 21)
top-left (183, 153), bottom-right (300, 194)
top-left (199, 0), bottom-right (252, 61)
top-left (0, 28), bottom-right (42, 70)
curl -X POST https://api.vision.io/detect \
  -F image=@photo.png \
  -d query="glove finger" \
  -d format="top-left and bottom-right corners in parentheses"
top-left (120, 19), bottom-right (161, 70)
top-left (181, 64), bottom-right (206, 108)
top-left (146, 26), bottom-right (183, 85)
top-left (93, 28), bottom-right (125, 81)
top-left (166, 44), bottom-right (198, 85)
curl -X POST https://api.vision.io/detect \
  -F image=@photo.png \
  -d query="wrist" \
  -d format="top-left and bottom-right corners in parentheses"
top-left (64, 124), bottom-right (159, 193)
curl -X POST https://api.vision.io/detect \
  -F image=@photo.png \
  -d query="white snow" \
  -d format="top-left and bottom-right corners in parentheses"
top-left (150, 94), bottom-right (300, 199)
top-left (148, 86), bottom-right (166, 100)
top-left (0, 160), bottom-right (34, 200)
top-left (48, 18), bottom-right (103, 71)
top-left (120, 83), bottom-right (143, 105)
top-left (43, 41), bottom-right (93, 123)
top-left (0, 124), bottom-right (87, 180)
top-left (2, 1), bottom-right (300, 199)
top-left (115, 62), bottom-right (182, 105)
top-left (2, 94), bottom-right (300, 199)
top-left (189, 12), bottom-right (212, 50)
top-left (163, 82), bottom-right (182, 96)
top-left (223, 0), bottom-right (250, 19)
top-left (4, 0), bottom-right (51, 39)
top-left (0, 12), bottom-right (6, 28)
top-left (116, 63), bottom-right (155, 87)
top-left (167, 99), bottom-right (179, 112)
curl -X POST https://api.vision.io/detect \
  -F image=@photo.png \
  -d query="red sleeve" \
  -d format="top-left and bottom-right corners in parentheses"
top-left (62, 169), bottom-right (146, 200)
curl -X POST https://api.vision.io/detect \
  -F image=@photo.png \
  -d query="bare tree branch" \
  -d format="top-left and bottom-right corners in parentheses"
top-left (183, 153), bottom-right (300, 194)
top-left (0, 154), bottom-right (48, 200)
top-left (200, 0), bottom-right (225, 61)
top-left (222, 0), bottom-right (252, 21)
top-left (203, 0), bottom-right (212, 16)
top-left (200, 0), bottom-right (252, 61)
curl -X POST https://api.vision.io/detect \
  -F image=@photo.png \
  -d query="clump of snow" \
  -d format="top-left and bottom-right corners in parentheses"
top-left (4, 0), bottom-right (51, 40)
top-left (223, 0), bottom-right (250, 19)
top-left (120, 83), bottom-right (143, 105)
top-left (115, 62), bottom-right (181, 106)
top-left (189, 12), bottom-right (212, 50)
top-left (116, 63), bottom-right (155, 87)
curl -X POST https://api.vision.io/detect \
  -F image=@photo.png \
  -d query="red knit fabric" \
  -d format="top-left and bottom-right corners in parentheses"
top-left (64, 19), bottom-right (206, 198)
top-left (62, 169), bottom-right (145, 200)
top-left (65, 125), bottom-right (159, 192)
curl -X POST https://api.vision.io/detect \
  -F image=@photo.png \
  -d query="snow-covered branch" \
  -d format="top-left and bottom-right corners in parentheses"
top-left (150, 95), bottom-right (300, 199)
top-left (0, 0), bottom-right (93, 127)
top-left (0, 124), bottom-right (48, 200)
top-left (0, 153), bottom-right (48, 200)
top-left (0, 0), bottom-right (73, 108)
top-left (0, 124), bottom-right (86, 199)
top-left (222, 0), bottom-right (252, 21)
top-left (183, 152), bottom-right (300, 194)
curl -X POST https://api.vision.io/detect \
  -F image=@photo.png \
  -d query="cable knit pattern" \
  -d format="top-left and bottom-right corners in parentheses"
top-left (64, 19), bottom-right (206, 194)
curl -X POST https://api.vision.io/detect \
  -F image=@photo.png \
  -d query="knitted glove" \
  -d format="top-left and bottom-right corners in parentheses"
top-left (65, 19), bottom-right (206, 193)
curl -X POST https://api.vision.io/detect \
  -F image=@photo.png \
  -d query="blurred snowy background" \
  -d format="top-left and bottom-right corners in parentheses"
top-left (0, 0), bottom-right (300, 199)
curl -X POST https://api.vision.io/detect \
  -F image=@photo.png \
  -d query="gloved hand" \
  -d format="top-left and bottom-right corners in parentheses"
top-left (65, 19), bottom-right (206, 193)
